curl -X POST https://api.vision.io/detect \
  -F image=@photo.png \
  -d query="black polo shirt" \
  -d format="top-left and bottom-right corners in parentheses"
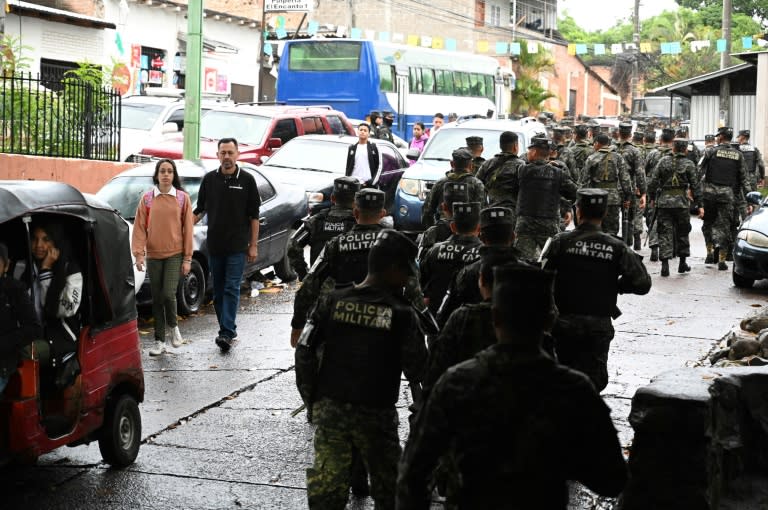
top-left (194, 166), bottom-right (261, 256)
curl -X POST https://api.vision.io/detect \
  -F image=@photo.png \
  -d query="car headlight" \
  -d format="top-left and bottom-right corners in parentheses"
top-left (399, 178), bottom-right (420, 197)
top-left (738, 230), bottom-right (768, 248)
top-left (307, 192), bottom-right (324, 204)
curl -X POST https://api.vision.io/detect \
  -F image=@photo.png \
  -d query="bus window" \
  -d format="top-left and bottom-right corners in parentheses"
top-left (484, 75), bottom-right (495, 99)
top-left (457, 72), bottom-right (470, 96)
top-left (288, 41), bottom-right (362, 71)
top-left (453, 72), bottom-right (463, 95)
top-left (436, 70), bottom-right (453, 95)
top-left (421, 69), bottom-right (435, 94)
top-left (271, 118), bottom-right (299, 144)
top-left (470, 73), bottom-right (484, 97)
top-left (379, 64), bottom-right (394, 92)
top-left (409, 67), bottom-right (422, 93)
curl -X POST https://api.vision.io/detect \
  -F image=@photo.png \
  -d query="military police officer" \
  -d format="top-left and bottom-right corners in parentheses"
top-left (475, 131), bottom-right (525, 216)
top-left (648, 139), bottom-right (701, 277)
top-left (465, 136), bottom-right (485, 171)
top-left (290, 188), bottom-right (386, 347)
top-left (296, 229), bottom-right (427, 509)
top-left (737, 129), bottom-right (765, 191)
top-left (560, 124), bottom-right (594, 183)
top-left (615, 122), bottom-right (648, 248)
top-left (419, 202), bottom-right (483, 315)
top-left (645, 128), bottom-right (675, 261)
top-left (417, 182), bottom-right (467, 264)
top-left (698, 126), bottom-right (752, 270)
top-left (580, 133), bottom-right (633, 237)
top-left (287, 176), bottom-right (359, 281)
top-left (542, 188), bottom-right (651, 392)
top-left (421, 148), bottom-right (485, 228)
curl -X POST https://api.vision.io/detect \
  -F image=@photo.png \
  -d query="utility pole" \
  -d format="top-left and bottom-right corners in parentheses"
top-left (631, 0), bottom-right (640, 115)
top-left (183, 0), bottom-right (202, 160)
top-left (719, 0), bottom-right (732, 127)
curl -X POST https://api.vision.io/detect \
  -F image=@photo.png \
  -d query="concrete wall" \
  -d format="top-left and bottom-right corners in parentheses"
top-left (0, 154), bottom-right (136, 194)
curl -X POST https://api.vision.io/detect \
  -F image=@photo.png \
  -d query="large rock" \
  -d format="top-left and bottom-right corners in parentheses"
top-left (620, 367), bottom-right (768, 510)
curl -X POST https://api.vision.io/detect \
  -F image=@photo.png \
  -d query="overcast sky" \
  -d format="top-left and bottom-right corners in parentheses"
top-left (558, 0), bottom-right (681, 32)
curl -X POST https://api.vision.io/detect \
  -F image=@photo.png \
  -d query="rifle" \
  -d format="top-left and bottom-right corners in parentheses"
top-left (622, 201), bottom-right (631, 245)
top-left (644, 189), bottom-right (662, 247)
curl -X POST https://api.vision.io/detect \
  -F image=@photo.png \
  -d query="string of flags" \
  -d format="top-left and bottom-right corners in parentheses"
top-left (263, 16), bottom-right (767, 57)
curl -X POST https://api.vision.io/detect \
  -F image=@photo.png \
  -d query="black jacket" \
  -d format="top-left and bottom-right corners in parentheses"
top-left (345, 142), bottom-right (381, 185)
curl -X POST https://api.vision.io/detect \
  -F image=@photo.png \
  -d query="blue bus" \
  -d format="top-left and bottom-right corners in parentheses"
top-left (276, 39), bottom-right (503, 140)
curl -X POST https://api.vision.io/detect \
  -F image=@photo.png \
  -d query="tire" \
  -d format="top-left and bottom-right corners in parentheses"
top-left (273, 229), bottom-right (298, 283)
top-left (732, 269), bottom-right (755, 289)
top-left (177, 258), bottom-right (205, 315)
top-left (98, 394), bottom-right (141, 468)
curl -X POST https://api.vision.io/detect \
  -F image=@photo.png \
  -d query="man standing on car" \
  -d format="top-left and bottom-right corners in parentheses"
top-left (194, 138), bottom-right (261, 353)
top-left (345, 123), bottom-right (380, 188)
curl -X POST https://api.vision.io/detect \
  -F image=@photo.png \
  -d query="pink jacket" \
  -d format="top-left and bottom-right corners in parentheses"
top-left (409, 135), bottom-right (429, 165)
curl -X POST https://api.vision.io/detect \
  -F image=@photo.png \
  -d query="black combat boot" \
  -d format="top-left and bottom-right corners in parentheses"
top-left (718, 249), bottom-right (728, 271)
top-left (726, 246), bottom-right (734, 262)
top-left (633, 232), bottom-right (642, 250)
top-left (650, 246), bottom-right (659, 262)
top-left (678, 257), bottom-right (691, 273)
top-left (660, 259), bottom-right (670, 277)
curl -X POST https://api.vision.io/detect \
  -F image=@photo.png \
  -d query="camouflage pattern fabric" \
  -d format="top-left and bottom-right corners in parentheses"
top-left (478, 154), bottom-right (525, 213)
top-left (397, 344), bottom-right (628, 509)
top-left (514, 216), bottom-right (561, 262)
top-left (656, 209), bottom-right (692, 259)
top-left (308, 399), bottom-right (400, 510)
top-left (421, 172), bottom-right (485, 228)
top-left (561, 141), bottom-right (594, 182)
top-left (552, 315), bottom-right (614, 392)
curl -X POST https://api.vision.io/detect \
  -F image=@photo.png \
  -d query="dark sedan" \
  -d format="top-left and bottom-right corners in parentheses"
top-left (96, 160), bottom-right (307, 313)
top-left (257, 134), bottom-right (408, 215)
top-left (733, 191), bottom-right (768, 288)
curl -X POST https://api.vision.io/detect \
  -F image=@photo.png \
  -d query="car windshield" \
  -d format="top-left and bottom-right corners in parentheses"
top-left (96, 176), bottom-right (202, 219)
top-left (121, 103), bottom-right (166, 130)
top-left (266, 139), bottom-right (348, 173)
top-left (420, 128), bottom-right (527, 159)
top-left (201, 111), bottom-right (270, 145)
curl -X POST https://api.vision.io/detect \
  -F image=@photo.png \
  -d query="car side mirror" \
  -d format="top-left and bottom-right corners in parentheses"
top-left (406, 148), bottom-right (420, 161)
top-left (161, 122), bottom-right (179, 134)
top-left (267, 138), bottom-right (282, 150)
top-left (746, 191), bottom-right (763, 207)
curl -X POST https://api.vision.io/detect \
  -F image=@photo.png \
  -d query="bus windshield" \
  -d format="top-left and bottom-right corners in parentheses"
top-left (288, 41), bottom-right (363, 71)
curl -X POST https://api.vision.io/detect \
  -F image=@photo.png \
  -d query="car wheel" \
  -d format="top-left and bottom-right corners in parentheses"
top-left (98, 394), bottom-right (141, 468)
top-left (177, 258), bottom-right (205, 315)
top-left (732, 269), bottom-right (755, 289)
top-left (274, 229), bottom-right (298, 283)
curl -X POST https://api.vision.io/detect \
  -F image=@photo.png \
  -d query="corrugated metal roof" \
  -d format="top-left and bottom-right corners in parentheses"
top-left (650, 63), bottom-right (754, 97)
top-left (8, 0), bottom-right (116, 29)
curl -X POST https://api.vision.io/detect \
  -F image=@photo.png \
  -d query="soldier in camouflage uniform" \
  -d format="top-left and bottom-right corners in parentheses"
top-left (580, 134), bottom-right (633, 237)
top-left (397, 264), bottom-right (628, 509)
top-left (475, 131), bottom-right (525, 222)
top-left (542, 189), bottom-right (651, 392)
top-left (552, 126), bottom-right (576, 179)
top-left (559, 124), bottom-right (594, 184)
top-left (698, 126), bottom-right (752, 270)
top-left (421, 148), bottom-right (485, 228)
top-left (436, 206), bottom-right (519, 326)
top-left (465, 136), bottom-right (485, 172)
top-left (615, 122), bottom-right (647, 249)
top-left (288, 176), bottom-right (359, 281)
top-left (290, 188), bottom-right (386, 347)
top-left (648, 139), bottom-right (701, 277)
top-left (644, 128), bottom-right (675, 261)
top-left (737, 129), bottom-right (765, 191)
top-left (416, 182), bottom-right (467, 265)
top-left (508, 136), bottom-right (578, 262)
top-left (295, 229), bottom-right (427, 510)
top-left (419, 202), bottom-right (482, 315)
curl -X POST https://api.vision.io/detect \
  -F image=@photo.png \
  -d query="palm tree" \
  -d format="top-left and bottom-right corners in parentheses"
top-left (510, 44), bottom-right (555, 116)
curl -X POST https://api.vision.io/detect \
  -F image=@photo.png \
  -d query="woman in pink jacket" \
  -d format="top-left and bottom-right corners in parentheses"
top-left (409, 122), bottom-right (429, 165)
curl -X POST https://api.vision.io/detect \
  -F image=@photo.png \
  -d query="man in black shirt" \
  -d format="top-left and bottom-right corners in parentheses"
top-left (193, 137), bottom-right (261, 352)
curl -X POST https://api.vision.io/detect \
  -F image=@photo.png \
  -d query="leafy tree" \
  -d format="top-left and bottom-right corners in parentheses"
top-left (510, 43), bottom-right (555, 115)
top-left (674, 0), bottom-right (768, 27)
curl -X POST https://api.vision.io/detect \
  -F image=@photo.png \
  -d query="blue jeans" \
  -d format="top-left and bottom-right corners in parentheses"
top-left (208, 252), bottom-right (246, 340)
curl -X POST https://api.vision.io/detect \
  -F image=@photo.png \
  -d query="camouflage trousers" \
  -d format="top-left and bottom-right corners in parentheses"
top-left (701, 199), bottom-right (736, 249)
top-left (552, 315), bottom-right (615, 392)
top-left (287, 237), bottom-right (309, 280)
top-left (632, 198), bottom-right (645, 234)
top-left (307, 399), bottom-right (401, 510)
top-left (514, 217), bottom-right (560, 262)
top-left (645, 205), bottom-right (659, 247)
top-left (656, 208), bottom-right (691, 260)
top-left (602, 205), bottom-right (621, 236)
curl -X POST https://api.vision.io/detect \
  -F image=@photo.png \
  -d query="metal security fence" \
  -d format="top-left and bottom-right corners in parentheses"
top-left (0, 72), bottom-right (121, 161)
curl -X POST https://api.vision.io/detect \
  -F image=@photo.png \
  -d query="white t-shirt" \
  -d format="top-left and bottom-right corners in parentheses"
top-left (352, 143), bottom-right (372, 183)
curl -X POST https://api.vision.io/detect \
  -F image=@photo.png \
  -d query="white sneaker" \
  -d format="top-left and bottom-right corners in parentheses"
top-left (149, 341), bottom-right (166, 356)
top-left (171, 326), bottom-right (184, 348)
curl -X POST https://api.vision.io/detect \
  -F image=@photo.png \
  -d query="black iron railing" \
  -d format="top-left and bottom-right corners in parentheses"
top-left (0, 72), bottom-right (121, 161)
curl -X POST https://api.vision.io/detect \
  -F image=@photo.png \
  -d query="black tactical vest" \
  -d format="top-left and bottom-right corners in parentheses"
top-left (516, 162), bottom-right (562, 219)
top-left (310, 208), bottom-right (355, 262)
top-left (706, 146), bottom-right (741, 187)
top-left (740, 144), bottom-right (757, 174)
top-left (327, 225), bottom-right (383, 284)
top-left (316, 286), bottom-right (411, 407)
top-left (423, 237), bottom-right (482, 313)
top-left (551, 228), bottom-right (622, 317)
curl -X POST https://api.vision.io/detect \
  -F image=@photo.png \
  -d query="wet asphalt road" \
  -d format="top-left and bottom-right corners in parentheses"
top-left (6, 218), bottom-right (768, 509)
